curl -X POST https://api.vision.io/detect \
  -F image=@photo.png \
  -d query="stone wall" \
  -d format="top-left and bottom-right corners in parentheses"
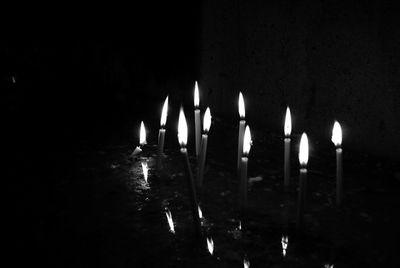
top-left (199, 0), bottom-right (400, 159)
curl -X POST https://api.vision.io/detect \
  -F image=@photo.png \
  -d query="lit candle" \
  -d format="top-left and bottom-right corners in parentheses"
top-left (178, 108), bottom-right (201, 234)
top-left (240, 125), bottom-right (252, 214)
top-left (131, 121), bottom-right (147, 156)
top-left (237, 92), bottom-right (246, 172)
top-left (296, 133), bottom-right (308, 230)
top-left (194, 81), bottom-right (201, 157)
top-left (332, 121), bottom-right (343, 207)
top-left (206, 237), bottom-right (214, 255)
top-left (284, 107), bottom-right (292, 190)
top-left (197, 107), bottom-right (212, 188)
top-left (157, 96), bottom-right (169, 170)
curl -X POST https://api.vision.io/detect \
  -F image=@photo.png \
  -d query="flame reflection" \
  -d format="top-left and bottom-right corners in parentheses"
top-left (165, 209), bottom-right (175, 234)
top-left (281, 235), bottom-right (288, 257)
top-left (207, 237), bottom-right (214, 255)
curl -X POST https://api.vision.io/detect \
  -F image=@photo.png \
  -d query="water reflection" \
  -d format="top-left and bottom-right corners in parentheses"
top-left (165, 209), bottom-right (175, 234)
top-left (206, 237), bottom-right (214, 255)
top-left (141, 161), bottom-right (149, 183)
top-left (281, 235), bottom-right (288, 257)
top-left (324, 264), bottom-right (334, 268)
top-left (243, 256), bottom-right (250, 268)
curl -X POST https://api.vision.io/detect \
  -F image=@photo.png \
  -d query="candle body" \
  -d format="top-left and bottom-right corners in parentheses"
top-left (197, 134), bottom-right (208, 188)
top-left (336, 148), bottom-right (343, 206)
top-left (296, 168), bottom-right (307, 229)
top-left (284, 138), bottom-right (291, 189)
top-left (240, 157), bottom-right (248, 214)
top-left (237, 120), bottom-right (246, 171)
top-left (157, 128), bottom-right (166, 170)
top-left (194, 109), bottom-right (201, 157)
top-left (181, 148), bottom-right (201, 233)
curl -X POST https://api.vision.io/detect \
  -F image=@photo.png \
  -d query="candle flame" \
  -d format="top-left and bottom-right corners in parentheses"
top-left (141, 162), bottom-right (148, 183)
top-left (331, 121), bottom-right (342, 147)
top-left (178, 108), bottom-right (188, 147)
top-left (284, 107), bottom-right (292, 136)
top-left (165, 209), bottom-right (175, 234)
top-left (243, 125), bottom-right (252, 156)
top-left (140, 121), bottom-right (147, 145)
top-left (206, 237), bottom-right (214, 255)
top-left (299, 133), bottom-right (309, 166)
top-left (243, 257), bottom-right (250, 268)
top-left (198, 205), bottom-right (203, 219)
top-left (194, 81), bottom-right (200, 108)
top-left (238, 92), bottom-right (245, 119)
top-left (238, 220), bottom-right (242, 230)
top-left (203, 107), bottom-right (212, 132)
top-left (281, 235), bottom-right (288, 257)
top-left (160, 96), bottom-right (169, 127)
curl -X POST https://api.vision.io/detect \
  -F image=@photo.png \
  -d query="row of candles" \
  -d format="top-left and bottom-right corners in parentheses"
top-left (135, 81), bottom-right (342, 266)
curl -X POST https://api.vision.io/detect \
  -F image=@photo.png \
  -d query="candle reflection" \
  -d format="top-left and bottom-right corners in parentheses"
top-left (165, 209), bottom-right (175, 234)
top-left (243, 257), bottom-right (250, 268)
top-left (198, 205), bottom-right (203, 219)
top-left (324, 264), bottom-right (334, 268)
top-left (281, 235), bottom-right (288, 256)
top-left (206, 237), bottom-right (214, 255)
top-left (141, 162), bottom-right (148, 183)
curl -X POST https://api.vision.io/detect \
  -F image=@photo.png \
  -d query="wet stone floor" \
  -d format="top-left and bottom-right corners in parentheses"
top-left (31, 118), bottom-right (400, 267)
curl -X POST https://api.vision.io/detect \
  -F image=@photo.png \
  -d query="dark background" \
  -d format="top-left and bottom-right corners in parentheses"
top-left (2, 1), bottom-right (400, 266)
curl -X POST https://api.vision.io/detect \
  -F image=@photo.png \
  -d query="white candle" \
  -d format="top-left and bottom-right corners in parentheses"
top-left (157, 96), bottom-right (168, 170)
top-left (237, 92), bottom-right (246, 172)
top-left (194, 81), bottom-right (201, 157)
top-left (332, 121), bottom-right (343, 206)
top-left (296, 133), bottom-right (308, 230)
top-left (240, 125), bottom-right (252, 215)
top-left (284, 107), bottom-right (292, 189)
top-left (197, 107), bottom-right (211, 188)
top-left (178, 108), bottom-right (201, 234)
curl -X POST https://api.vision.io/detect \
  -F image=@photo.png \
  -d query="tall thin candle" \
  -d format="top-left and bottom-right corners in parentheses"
top-left (332, 121), bottom-right (343, 207)
top-left (237, 92), bottom-right (246, 172)
top-left (240, 125), bottom-right (252, 215)
top-left (157, 96), bottom-right (169, 170)
top-left (194, 81), bottom-right (201, 157)
top-left (178, 108), bottom-right (201, 234)
top-left (296, 133), bottom-right (308, 230)
top-left (284, 107), bottom-right (292, 190)
top-left (197, 107), bottom-right (211, 188)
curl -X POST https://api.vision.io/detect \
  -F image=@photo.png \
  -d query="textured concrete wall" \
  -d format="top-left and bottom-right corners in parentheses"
top-left (199, 0), bottom-right (400, 159)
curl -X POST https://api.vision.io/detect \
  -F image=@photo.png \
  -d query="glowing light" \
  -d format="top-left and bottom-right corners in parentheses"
top-left (206, 237), bottom-right (214, 255)
top-left (141, 162), bottom-right (148, 183)
top-left (331, 121), bottom-right (342, 147)
top-left (243, 125), bottom-right (252, 156)
top-left (243, 257), bottom-right (250, 268)
top-left (284, 107), bottom-right (292, 136)
top-left (324, 264), bottom-right (334, 268)
top-left (281, 235), bottom-right (288, 257)
top-left (194, 81), bottom-right (200, 108)
top-left (178, 108), bottom-right (188, 147)
top-left (198, 205), bottom-right (203, 219)
top-left (160, 96), bottom-right (169, 127)
top-left (140, 121), bottom-right (147, 145)
top-left (299, 133), bottom-right (309, 166)
top-left (238, 221), bottom-right (242, 230)
top-left (238, 92), bottom-right (245, 119)
top-left (165, 209), bottom-right (175, 234)
top-left (203, 107), bottom-right (212, 132)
